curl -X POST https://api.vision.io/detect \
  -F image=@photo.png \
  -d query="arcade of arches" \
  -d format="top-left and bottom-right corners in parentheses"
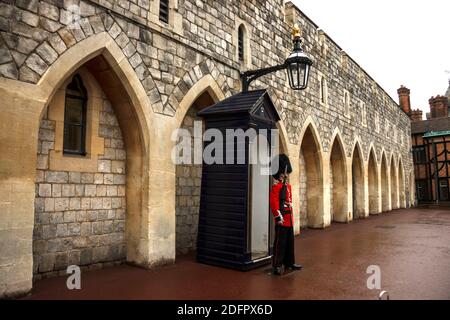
top-left (0, 33), bottom-right (414, 297)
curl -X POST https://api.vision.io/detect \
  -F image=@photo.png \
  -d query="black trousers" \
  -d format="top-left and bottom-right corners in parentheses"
top-left (272, 225), bottom-right (295, 268)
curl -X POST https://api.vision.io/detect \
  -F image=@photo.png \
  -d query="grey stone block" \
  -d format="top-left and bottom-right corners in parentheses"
top-left (38, 253), bottom-right (55, 273)
top-left (45, 171), bottom-right (68, 183)
top-left (56, 223), bottom-right (68, 237)
top-left (69, 172), bottom-right (81, 183)
top-left (80, 248), bottom-right (92, 265)
top-left (55, 198), bottom-right (69, 211)
top-left (63, 210), bottom-right (76, 223)
top-left (39, 2), bottom-right (59, 21)
top-left (16, 0), bottom-right (38, 13)
top-left (68, 250), bottom-right (81, 266)
top-left (54, 252), bottom-right (68, 270)
top-left (68, 222), bottom-right (81, 236)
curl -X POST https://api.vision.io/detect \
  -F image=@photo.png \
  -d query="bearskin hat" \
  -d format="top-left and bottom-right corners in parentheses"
top-left (272, 153), bottom-right (292, 180)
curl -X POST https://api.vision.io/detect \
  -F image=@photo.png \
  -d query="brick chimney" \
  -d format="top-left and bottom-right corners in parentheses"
top-left (410, 109), bottom-right (423, 122)
top-left (397, 85), bottom-right (411, 115)
top-left (429, 95), bottom-right (449, 119)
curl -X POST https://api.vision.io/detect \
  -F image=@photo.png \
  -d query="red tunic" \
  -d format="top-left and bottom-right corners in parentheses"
top-left (269, 180), bottom-right (293, 227)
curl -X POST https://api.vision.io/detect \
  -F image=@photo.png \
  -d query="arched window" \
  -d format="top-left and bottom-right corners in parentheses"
top-left (63, 74), bottom-right (87, 155)
top-left (238, 24), bottom-right (245, 62)
top-left (159, 0), bottom-right (169, 23)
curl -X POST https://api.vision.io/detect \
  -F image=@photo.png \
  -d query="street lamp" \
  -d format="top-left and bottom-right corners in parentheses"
top-left (241, 24), bottom-right (313, 92)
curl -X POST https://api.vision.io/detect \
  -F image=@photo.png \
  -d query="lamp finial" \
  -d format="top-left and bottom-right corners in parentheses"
top-left (292, 24), bottom-right (301, 39)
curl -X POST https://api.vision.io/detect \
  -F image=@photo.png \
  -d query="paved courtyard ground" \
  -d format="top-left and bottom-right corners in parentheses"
top-left (23, 208), bottom-right (450, 300)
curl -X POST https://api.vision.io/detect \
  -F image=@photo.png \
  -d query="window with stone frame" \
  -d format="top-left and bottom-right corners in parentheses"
top-left (159, 0), bottom-right (169, 23)
top-left (318, 30), bottom-right (327, 55)
top-left (238, 24), bottom-right (245, 62)
top-left (63, 75), bottom-right (87, 155)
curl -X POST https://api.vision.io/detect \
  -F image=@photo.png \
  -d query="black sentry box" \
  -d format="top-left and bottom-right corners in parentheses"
top-left (197, 90), bottom-right (281, 270)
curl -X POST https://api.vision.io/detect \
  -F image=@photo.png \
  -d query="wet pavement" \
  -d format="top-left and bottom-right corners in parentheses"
top-left (23, 208), bottom-right (450, 300)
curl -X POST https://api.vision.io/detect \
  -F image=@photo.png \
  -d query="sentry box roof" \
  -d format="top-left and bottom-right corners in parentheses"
top-left (197, 89), bottom-right (281, 123)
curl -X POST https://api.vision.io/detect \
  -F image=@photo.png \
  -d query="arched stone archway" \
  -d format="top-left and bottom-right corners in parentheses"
top-left (390, 156), bottom-right (399, 210)
top-left (0, 32), bottom-right (166, 295)
top-left (368, 149), bottom-right (379, 214)
top-left (398, 159), bottom-right (406, 208)
top-left (381, 153), bottom-right (390, 212)
top-left (32, 51), bottom-right (154, 275)
top-left (352, 143), bottom-right (365, 219)
top-left (175, 91), bottom-right (216, 256)
top-left (299, 125), bottom-right (324, 228)
top-left (329, 135), bottom-right (348, 222)
top-left (172, 74), bottom-right (225, 257)
top-left (33, 65), bottom-right (134, 278)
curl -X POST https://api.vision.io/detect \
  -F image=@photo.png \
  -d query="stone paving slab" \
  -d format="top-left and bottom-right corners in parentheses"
top-left (22, 208), bottom-right (450, 300)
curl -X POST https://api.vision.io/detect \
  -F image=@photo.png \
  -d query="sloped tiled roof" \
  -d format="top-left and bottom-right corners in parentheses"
top-left (411, 117), bottom-right (450, 134)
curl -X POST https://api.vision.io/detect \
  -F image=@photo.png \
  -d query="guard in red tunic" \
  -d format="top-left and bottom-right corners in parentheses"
top-left (270, 154), bottom-right (302, 275)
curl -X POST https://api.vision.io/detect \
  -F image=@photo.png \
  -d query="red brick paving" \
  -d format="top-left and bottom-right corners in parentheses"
top-left (22, 208), bottom-right (450, 300)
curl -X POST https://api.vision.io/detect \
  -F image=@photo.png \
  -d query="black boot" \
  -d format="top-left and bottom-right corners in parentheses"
top-left (288, 264), bottom-right (302, 270)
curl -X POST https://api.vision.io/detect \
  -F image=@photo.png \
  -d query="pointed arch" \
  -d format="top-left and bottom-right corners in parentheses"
top-left (174, 78), bottom-right (222, 256)
top-left (351, 140), bottom-right (366, 219)
top-left (170, 58), bottom-right (233, 114)
top-left (34, 31), bottom-right (159, 268)
top-left (298, 115), bottom-right (323, 153)
top-left (329, 127), bottom-right (347, 156)
top-left (390, 154), bottom-right (399, 210)
top-left (351, 136), bottom-right (364, 161)
top-left (329, 131), bottom-right (349, 222)
top-left (299, 121), bottom-right (325, 228)
top-left (380, 150), bottom-right (390, 212)
top-left (174, 74), bottom-right (225, 129)
top-left (368, 146), bottom-right (380, 214)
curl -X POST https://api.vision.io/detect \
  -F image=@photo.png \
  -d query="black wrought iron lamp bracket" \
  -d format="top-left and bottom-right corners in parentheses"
top-left (239, 25), bottom-right (311, 92)
top-left (240, 62), bottom-right (287, 92)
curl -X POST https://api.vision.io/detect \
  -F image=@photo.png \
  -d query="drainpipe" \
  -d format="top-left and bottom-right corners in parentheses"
top-left (432, 141), bottom-right (440, 205)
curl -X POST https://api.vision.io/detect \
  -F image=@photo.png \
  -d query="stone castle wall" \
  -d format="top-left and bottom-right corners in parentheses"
top-left (0, 0), bottom-right (413, 165)
top-left (0, 0), bottom-right (415, 296)
top-left (175, 107), bottom-right (202, 255)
